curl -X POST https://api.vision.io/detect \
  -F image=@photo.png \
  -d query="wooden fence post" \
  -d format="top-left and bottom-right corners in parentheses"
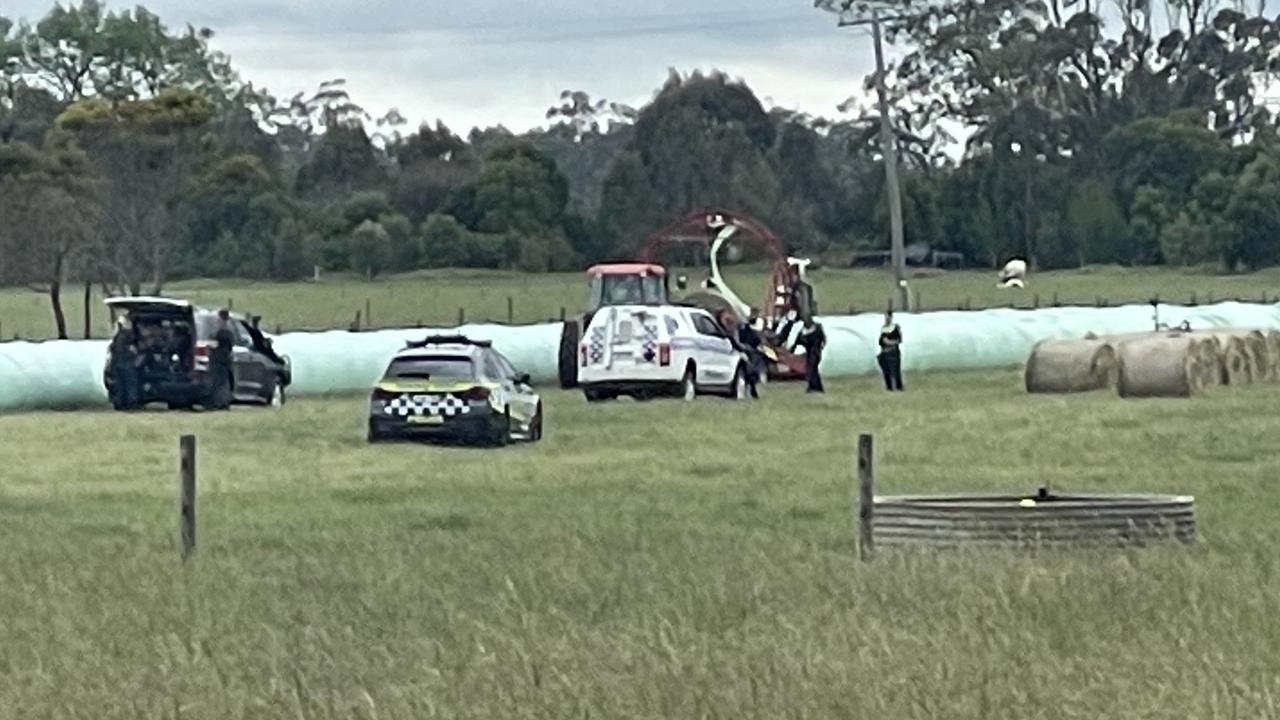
top-left (507, 296), bottom-right (514, 324)
top-left (1190, 292), bottom-right (1197, 306)
top-left (179, 435), bottom-right (197, 563)
top-left (457, 307), bottom-right (465, 326)
top-left (857, 433), bottom-right (874, 562)
top-left (559, 307), bottom-right (566, 322)
top-left (365, 298), bottom-right (372, 328)
top-left (1052, 292), bottom-right (1059, 307)
top-left (1033, 293), bottom-right (1040, 309)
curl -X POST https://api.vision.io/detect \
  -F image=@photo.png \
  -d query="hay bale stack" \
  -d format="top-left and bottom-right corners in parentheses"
top-left (1115, 334), bottom-right (1217, 398)
top-left (1192, 330), bottom-right (1257, 385)
top-left (1222, 328), bottom-right (1271, 382)
top-left (1025, 339), bottom-right (1119, 393)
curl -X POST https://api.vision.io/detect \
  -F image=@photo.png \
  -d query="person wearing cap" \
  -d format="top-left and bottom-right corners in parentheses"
top-left (877, 310), bottom-right (904, 391)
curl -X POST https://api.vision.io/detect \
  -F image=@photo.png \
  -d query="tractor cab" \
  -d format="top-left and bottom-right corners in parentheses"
top-left (586, 263), bottom-right (669, 311)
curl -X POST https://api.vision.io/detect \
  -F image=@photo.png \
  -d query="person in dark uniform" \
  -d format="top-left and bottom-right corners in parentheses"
top-left (108, 316), bottom-right (141, 410)
top-left (877, 310), bottom-right (904, 391)
top-left (718, 311), bottom-right (760, 399)
top-left (798, 318), bottom-right (826, 393)
top-left (737, 308), bottom-right (767, 397)
top-left (207, 309), bottom-right (236, 408)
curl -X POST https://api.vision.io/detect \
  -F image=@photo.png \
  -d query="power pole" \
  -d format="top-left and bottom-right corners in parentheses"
top-left (840, 5), bottom-right (910, 312)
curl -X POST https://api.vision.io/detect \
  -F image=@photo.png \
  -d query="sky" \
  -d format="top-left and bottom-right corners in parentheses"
top-left (5, 0), bottom-right (879, 134)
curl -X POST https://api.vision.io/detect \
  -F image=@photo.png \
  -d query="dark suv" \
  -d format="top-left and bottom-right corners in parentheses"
top-left (103, 297), bottom-right (291, 411)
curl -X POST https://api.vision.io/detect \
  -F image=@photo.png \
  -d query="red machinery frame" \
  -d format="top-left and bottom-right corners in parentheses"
top-left (635, 208), bottom-right (795, 325)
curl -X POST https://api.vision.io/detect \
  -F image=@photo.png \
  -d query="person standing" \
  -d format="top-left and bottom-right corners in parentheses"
top-left (798, 318), bottom-right (826, 393)
top-left (877, 311), bottom-right (904, 391)
top-left (737, 308), bottom-right (767, 396)
top-left (108, 316), bottom-right (141, 410)
top-left (207, 309), bottom-right (236, 409)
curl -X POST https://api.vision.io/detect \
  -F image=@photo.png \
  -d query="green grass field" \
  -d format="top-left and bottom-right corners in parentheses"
top-left (5, 265), bottom-right (1280, 341)
top-left (3, 371), bottom-right (1280, 718)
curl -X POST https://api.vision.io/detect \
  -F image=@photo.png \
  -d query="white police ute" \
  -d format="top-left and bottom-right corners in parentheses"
top-left (578, 304), bottom-right (750, 402)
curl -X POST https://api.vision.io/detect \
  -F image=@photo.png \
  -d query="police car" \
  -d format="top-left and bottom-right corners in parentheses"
top-left (367, 336), bottom-right (543, 445)
top-left (578, 304), bottom-right (751, 401)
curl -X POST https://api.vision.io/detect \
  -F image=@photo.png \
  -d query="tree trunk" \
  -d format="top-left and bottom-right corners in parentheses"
top-left (1023, 162), bottom-right (1036, 269)
top-left (50, 279), bottom-right (68, 340)
top-left (83, 280), bottom-right (92, 339)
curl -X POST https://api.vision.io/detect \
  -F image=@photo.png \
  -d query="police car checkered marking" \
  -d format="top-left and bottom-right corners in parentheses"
top-left (588, 325), bottom-right (607, 364)
top-left (640, 322), bottom-right (658, 361)
top-left (383, 393), bottom-right (472, 417)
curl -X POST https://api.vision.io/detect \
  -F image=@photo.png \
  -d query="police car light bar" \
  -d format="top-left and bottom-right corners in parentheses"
top-left (405, 335), bottom-right (492, 349)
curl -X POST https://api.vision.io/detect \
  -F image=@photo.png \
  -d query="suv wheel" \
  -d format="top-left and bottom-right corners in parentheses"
top-left (269, 379), bottom-right (286, 407)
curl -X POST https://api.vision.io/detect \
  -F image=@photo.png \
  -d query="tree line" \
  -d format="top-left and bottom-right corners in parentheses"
top-left (1, 0), bottom-right (1278, 337)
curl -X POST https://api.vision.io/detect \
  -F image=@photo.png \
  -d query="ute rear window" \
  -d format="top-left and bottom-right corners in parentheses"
top-left (386, 355), bottom-right (474, 380)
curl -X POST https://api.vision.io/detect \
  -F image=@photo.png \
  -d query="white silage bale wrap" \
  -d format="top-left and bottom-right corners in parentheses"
top-left (4, 301), bottom-right (1280, 412)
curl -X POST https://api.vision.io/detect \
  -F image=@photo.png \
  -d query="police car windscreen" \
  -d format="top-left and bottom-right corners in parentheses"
top-left (387, 355), bottom-right (474, 379)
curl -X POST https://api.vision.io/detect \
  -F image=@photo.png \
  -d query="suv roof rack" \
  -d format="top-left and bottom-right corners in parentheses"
top-left (405, 334), bottom-right (492, 349)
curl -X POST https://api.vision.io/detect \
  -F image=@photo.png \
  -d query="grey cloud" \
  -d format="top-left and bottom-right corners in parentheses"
top-left (5, 0), bottom-right (874, 133)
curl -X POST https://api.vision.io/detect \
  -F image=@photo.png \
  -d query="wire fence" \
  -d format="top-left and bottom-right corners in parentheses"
top-left (2, 289), bottom-right (1278, 344)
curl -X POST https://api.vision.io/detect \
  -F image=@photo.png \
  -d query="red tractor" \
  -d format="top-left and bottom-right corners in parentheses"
top-left (557, 210), bottom-right (816, 388)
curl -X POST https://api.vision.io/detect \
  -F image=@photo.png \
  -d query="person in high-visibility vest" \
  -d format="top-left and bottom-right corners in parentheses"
top-left (877, 311), bottom-right (904, 391)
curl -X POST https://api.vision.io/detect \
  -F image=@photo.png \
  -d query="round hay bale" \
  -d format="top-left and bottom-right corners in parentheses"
top-left (1268, 330), bottom-right (1280, 380)
top-left (1025, 339), bottom-right (1118, 394)
top-left (1116, 335), bottom-right (1212, 398)
top-left (1190, 336), bottom-right (1223, 390)
top-left (1191, 330), bottom-right (1256, 385)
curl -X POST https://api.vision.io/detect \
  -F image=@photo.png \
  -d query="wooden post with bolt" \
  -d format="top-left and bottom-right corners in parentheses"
top-left (179, 434), bottom-right (197, 563)
top-left (857, 433), bottom-right (874, 561)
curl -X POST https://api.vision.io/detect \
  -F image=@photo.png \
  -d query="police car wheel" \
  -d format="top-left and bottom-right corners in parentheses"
top-left (366, 421), bottom-right (385, 444)
top-left (680, 371), bottom-right (697, 402)
top-left (731, 367), bottom-right (749, 400)
top-left (530, 405), bottom-right (544, 442)
top-left (490, 408), bottom-right (512, 447)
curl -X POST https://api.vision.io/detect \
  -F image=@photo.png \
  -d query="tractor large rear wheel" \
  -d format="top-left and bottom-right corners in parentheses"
top-left (559, 319), bottom-right (580, 389)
